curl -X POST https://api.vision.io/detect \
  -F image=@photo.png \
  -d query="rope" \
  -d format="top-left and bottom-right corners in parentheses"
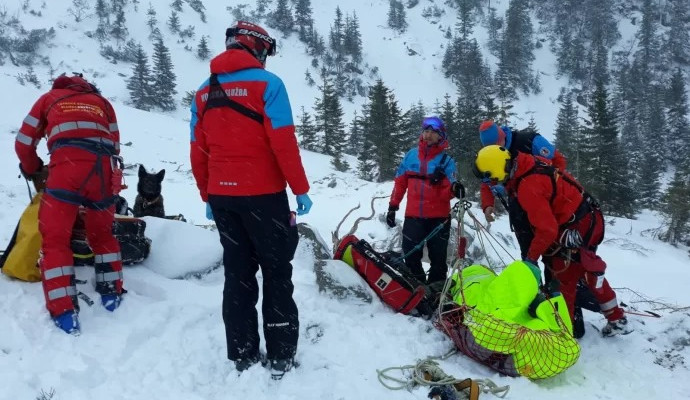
top-left (393, 213), bottom-right (454, 264)
top-left (376, 352), bottom-right (510, 398)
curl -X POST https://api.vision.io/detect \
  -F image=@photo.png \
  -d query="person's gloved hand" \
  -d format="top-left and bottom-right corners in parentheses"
top-left (451, 181), bottom-right (465, 199)
top-left (19, 158), bottom-right (44, 180)
top-left (296, 194), bottom-right (312, 215)
top-left (483, 206), bottom-right (495, 223)
top-left (386, 205), bottom-right (398, 228)
top-left (559, 229), bottom-right (583, 249)
top-left (205, 202), bottom-right (214, 220)
top-left (490, 183), bottom-right (506, 197)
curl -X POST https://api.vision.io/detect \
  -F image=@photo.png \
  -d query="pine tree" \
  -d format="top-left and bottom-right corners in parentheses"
top-left (581, 81), bottom-right (635, 217)
top-left (359, 79), bottom-right (405, 182)
top-left (346, 111), bottom-right (363, 156)
top-left (151, 38), bottom-right (177, 111)
top-left (171, 0), bottom-right (183, 12)
top-left (455, 95), bottom-right (484, 199)
top-left (553, 89), bottom-right (581, 176)
top-left (665, 0), bottom-right (690, 66)
top-left (295, 0), bottom-right (314, 42)
top-left (127, 44), bottom-right (155, 111)
top-left (94, 0), bottom-right (111, 42)
top-left (343, 12), bottom-right (363, 64)
top-left (196, 35), bottom-right (210, 60)
top-left (667, 68), bottom-right (690, 169)
top-left (296, 106), bottom-right (319, 152)
top-left (147, 3), bottom-right (160, 40)
top-left (270, 0), bottom-right (294, 35)
top-left (498, 0), bottom-right (535, 95)
top-left (660, 170), bottom-right (690, 244)
top-left (402, 101), bottom-right (427, 147)
top-left (314, 70), bottom-right (348, 171)
top-left (110, 7), bottom-right (128, 45)
top-left (329, 7), bottom-right (345, 55)
top-left (387, 0), bottom-right (407, 33)
top-left (168, 11), bottom-right (181, 34)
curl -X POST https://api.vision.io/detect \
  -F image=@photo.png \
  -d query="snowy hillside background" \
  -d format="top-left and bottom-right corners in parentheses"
top-left (1, 0), bottom-right (690, 399)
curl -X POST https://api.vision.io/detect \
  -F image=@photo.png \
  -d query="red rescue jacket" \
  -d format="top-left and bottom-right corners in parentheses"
top-left (15, 76), bottom-right (120, 174)
top-left (506, 153), bottom-right (584, 261)
top-left (190, 49), bottom-right (309, 200)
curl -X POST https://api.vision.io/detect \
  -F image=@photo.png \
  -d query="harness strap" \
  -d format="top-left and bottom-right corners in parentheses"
top-left (45, 188), bottom-right (117, 210)
top-left (50, 137), bottom-right (118, 155)
top-left (202, 74), bottom-right (264, 124)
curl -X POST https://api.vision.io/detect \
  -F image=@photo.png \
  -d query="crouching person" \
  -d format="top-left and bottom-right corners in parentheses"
top-left (473, 146), bottom-right (630, 338)
top-left (15, 73), bottom-right (124, 335)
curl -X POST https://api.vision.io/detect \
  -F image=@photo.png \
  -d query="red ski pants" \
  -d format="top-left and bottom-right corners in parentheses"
top-left (39, 155), bottom-right (122, 317)
top-left (548, 210), bottom-right (624, 323)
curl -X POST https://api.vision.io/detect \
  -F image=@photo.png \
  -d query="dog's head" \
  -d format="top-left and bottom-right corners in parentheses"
top-left (137, 164), bottom-right (165, 201)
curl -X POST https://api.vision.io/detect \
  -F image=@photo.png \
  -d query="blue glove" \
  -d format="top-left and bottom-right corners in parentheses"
top-left (206, 202), bottom-right (214, 220)
top-left (296, 194), bottom-right (312, 216)
top-left (490, 183), bottom-right (506, 197)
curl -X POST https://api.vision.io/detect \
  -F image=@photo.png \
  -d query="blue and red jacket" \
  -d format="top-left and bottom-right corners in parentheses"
top-left (389, 139), bottom-right (457, 218)
top-left (190, 49), bottom-right (309, 201)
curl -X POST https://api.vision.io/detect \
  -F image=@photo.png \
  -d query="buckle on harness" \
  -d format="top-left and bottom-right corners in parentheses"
top-left (110, 155), bottom-right (126, 194)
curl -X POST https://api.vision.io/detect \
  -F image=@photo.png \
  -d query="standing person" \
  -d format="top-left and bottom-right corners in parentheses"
top-left (387, 116), bottom-right (465, 285)
top-left (15, 73), bottom-right (124, 335)
top-left (473, 145), bottom-right (630, 337)
top-left (190, 21), bottom-right (312, 380)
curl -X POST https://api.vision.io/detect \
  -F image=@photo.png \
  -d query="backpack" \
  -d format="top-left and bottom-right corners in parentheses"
top-left (0, 194), bottom-right (43, 282)
top-left (334, 235), bottom-right (427, 315)
top-left (71, 214), bottom-right (151, 266)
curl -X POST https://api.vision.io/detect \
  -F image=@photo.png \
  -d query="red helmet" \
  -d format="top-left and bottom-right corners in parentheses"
top-left (225, 21), bottom-right (276, 65)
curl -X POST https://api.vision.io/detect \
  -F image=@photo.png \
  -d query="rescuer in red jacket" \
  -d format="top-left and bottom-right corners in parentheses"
top-left (473, 145), bottom-right (630, 338)
top-left (15, 73), bottom-right (124, 335)
top-left (190, 21), bottom-right (311, 379)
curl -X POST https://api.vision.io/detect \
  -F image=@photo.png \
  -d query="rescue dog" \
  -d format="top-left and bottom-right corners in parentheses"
top-left (132, 165), bottom-right (166, 218)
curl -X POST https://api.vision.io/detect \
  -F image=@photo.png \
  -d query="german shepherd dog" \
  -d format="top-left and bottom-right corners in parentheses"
top-left (133, 165), bottom-right (166, 218)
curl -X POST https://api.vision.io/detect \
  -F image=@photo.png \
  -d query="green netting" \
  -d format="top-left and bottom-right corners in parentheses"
top-left (435, 262), bottom-right (580, 379)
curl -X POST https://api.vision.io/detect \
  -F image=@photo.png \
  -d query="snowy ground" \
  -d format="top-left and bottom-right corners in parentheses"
top-left (1, 74), bottom-right (690, 400)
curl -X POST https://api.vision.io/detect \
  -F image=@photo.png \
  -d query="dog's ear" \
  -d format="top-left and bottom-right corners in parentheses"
top-left (156, 169), bottom-right (166, 182)
top-left (138, 164), bottom-right (146, 178)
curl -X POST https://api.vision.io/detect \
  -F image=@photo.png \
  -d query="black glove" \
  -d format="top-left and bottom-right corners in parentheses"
top-left (386, 205), bottom-right (398, 228)
top-left (451, 181), bottom-right (465, 199)
top-left (19, 158), bottom-right (44, 180)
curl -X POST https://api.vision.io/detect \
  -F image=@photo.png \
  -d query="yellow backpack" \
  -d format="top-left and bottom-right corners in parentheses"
top-left (0, 193), bottom-right (43, 282)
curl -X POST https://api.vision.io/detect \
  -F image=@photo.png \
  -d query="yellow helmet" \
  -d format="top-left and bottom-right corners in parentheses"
top-left (474, 145), bottom-right (513, 183)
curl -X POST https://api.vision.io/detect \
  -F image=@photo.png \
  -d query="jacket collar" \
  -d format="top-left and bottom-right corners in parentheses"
top-left (210, 49), bottom-right (264, 74)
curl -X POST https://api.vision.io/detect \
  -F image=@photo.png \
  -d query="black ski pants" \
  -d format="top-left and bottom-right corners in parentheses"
top-left (208, 191), bottom-right (299, 362)
top-left (401, 216), bottom-right (450, 284)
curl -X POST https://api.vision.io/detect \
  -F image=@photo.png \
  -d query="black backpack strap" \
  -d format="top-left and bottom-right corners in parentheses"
top-left (202, 74), bottom-right (264, 125)
top-left (514, 161), bottom-right (558, 204)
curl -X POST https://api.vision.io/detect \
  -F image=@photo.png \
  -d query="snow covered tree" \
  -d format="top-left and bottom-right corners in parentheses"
top-left (168, 11), bottom-right (180, 34)
top-left (387, 0), bottom-right (407, 33)
top-left (314, 70), bottom-right (348, 171)
top-left (553, 89), bottom-right (581, 176)
top-left (196, 35), bottom-right (210, 60)
top-left (151, 38), bottom-right (177, 111)
top-left (270, 0), bottom-right (294, 35)
top-left (580, 81), bottom-right (635, 217)
top-left (295, 0), bottom-right (314, 41)
top-left (127, 44), bottom-right (155, 111)
top-left (110, 7), bottom-right (128, 45)
top-left (146, 3), bottom-right (161, 40)
top-left (359, 79), bottom-right (406, 182)
top-left (296, 106), bottom-right (319, 152)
